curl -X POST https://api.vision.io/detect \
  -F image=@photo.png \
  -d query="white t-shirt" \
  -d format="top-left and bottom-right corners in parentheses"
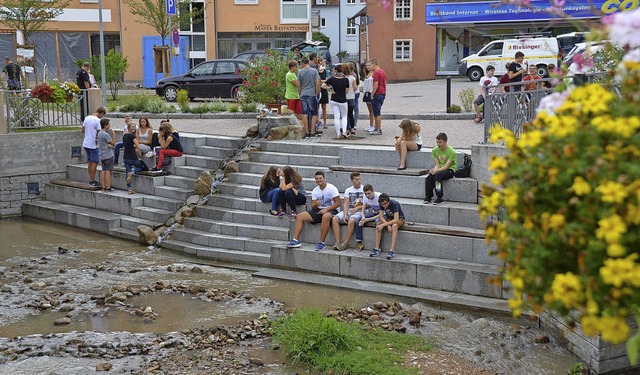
top-left (312, 183), bottom-right (340, 210)
top-left (342, 186), bottom-right (364, 210)
top-left (479, 76), bottom-right (499, 95)
top-left (363, 191), bottom-right (381, 214)
top-left (82, 115), bottom-right (102, 149)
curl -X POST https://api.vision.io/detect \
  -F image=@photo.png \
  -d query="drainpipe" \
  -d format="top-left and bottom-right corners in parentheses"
top-left (213, 0), bottom-right (218, 59)
top-left (338, 1), bottom-right (342, 59)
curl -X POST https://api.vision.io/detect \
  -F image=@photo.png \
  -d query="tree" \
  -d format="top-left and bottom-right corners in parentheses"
top-left (312, 32), bottom-right (331, 48)
top-left (122, 0), bottom-right (199, 47)
top-left (0, 0), bottom-right (71, 43)
top-left (85, 50), bottom-right (129, 100)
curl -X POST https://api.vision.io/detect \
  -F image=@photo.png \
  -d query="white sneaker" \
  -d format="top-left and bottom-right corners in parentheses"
top-left (145, 151), bottom-right (154, 158)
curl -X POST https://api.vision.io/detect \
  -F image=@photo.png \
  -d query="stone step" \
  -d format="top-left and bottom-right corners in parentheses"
top-left (238, 161), bottom-right (325, 178)
top-left (143, 196), bottom-right (184, 212)
top-left (270, 245), bottom-right (503, 298)
top-left (22, 200), bottom-right (121, 235)
top-left (296, 223), bottom-right (497, 266)
top-left (257, 140), bottom-right (342, 156)
top-left (248, 151), bottom-right (339, 167)
top-left (120, 216), bottom-right (157, 231)
top-left (195, 206), bottom-right (291, 228)
top-left (174, 165), bottom-right (209, 179)
top-left (131, 205), bottom-right (174, 223)
top-left (217, 182), bottom-right (260, 199)
top-left (227, 172), bottom-right (315, 189)
top-left (162, 239), bottom-right (271, 266)
top-left (44, 182), bottom-right (143, 216)
top-left (65, 164), bottom-right (164, 196)
top-left (330, 164), bottom-right (428, 176)
top-left (207, 193), bottom-right (307, 213)
top-left (164, 175), bottom-right (195, 190)
top-left (204, 135), bottom-right (246, 149)
top-left (184, 217), bottom-right (290, 241)
top-left (324, 170), bottom-right (478, 203)
top-left (338, 145), bottom-right (470, 170)
top-left (196, 145), bottom-right (235, 159)
top-left (171, 227), bottom-right (280, 254)
top-left (153, 185), bottom-right (193, 201)
top-left (184, 155), bottom-right (224, 169)
top-left (110, 227), bottom-right (140, 242)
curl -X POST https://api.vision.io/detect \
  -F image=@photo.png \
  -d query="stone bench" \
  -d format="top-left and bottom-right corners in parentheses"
top-left (337, 145), bottom-right (469, 170)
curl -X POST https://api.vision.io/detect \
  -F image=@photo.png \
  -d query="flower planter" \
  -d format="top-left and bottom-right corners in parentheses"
top-left (66, 94), bottom-right (73, 102)
top-left (39, 95), bottom-right (53, 103)
top-left (266, 103), bottom-right (282, 115)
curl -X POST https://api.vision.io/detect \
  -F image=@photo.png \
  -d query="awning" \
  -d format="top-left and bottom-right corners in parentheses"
top-left (425, 0), bottom-right (609, 25)
top-left (349, 6), bottom-right (367, 20)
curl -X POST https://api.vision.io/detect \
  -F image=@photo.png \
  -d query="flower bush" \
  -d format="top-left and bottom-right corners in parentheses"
top-left (480, 9), bottom-right (640, 361)
top-left (238, 49), bottom-right (290, 105)
top-left (30, 82), bottom-right (54, 100)
top-left (60, 81), bottom-right (81, 96)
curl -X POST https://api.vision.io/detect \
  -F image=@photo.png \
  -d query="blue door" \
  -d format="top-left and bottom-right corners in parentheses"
top-left (142, 36), bottom-right (190, 89)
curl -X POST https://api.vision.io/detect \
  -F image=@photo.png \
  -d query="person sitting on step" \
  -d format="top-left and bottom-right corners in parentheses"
top-left (122, 120), bottom-right (144, 194)
top-left (330, 171), bottom-right (364, 251)
top-left (424, 132), bottom-right (457, 205)
top-left (151, 121), bottom-right (183, 171)
top-left (260, 166), bottom-right (281, 216)
top-left (113, 116), bottom-right (134, 166)
top-left (369, 193), bottom-right (405, 260)
top-left (394, 119), bottom-right (422, 170)
top-left (277, 166), bottom-right (307, 218)
top-left (286, 171), bottom-right (339, 251)
top-left (356, 184), bottom-right (382, 252)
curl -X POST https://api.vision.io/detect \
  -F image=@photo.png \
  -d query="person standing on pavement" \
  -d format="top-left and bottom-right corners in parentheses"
top-left (317, 58), bottom-right (329, 131)
top-left (76, 62), bottom-right (91, 121)
top-left (1, 57), bottom-right (24, 91)
top-left (82, 107), bottom-right (107, 187)
top-left (362, 61), bottom-right (375, 132)
top-left (285, 60), bottom-right (302, 122)
top-left (298, 57), bottom-right (321, 138)
top-left (369, 58), bottom-right (386, 135)
top-left (507, 52), bottom-right (527, 92)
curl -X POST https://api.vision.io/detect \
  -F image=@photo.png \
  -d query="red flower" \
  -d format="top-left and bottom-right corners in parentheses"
top-left (271, 81), bottom-right (278, 87)
top-left (263, 66), bottom-right (270, 72)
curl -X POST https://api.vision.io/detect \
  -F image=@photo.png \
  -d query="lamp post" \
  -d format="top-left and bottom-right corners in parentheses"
top-left (98, 0), bottom-right (107, 107)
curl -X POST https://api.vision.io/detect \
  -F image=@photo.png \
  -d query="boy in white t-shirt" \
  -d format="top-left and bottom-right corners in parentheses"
top-left (473, 65), bottom-right (499, 123)
top-left (287, 171), bottom-right (341, 251)
top-left (356, 184), bottom-right (381, 252)
top-left (331, 172), bottom-right (364, 251)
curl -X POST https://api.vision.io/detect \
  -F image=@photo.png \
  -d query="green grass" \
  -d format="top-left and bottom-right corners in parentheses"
top-left (270, 308), bottom-right (431, 375)
top-left (241, 102), bottom-right (258, 113)
top-left (13, 126), bottom-right (82, 133)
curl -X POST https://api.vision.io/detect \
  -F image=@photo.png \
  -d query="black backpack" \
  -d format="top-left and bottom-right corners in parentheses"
top-left (455, 154), bottom-right (472, 178)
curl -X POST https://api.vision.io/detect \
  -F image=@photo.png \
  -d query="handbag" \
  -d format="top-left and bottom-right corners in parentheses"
top-left (362, 92), bottom-right (372, 103)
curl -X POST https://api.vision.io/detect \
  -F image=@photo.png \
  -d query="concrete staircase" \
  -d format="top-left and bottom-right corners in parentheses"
top-left (22, 134), bottom-right (505, 305)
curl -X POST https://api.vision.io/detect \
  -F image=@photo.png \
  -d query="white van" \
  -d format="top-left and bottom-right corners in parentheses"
top-left (458, 37), bottom-right (560, 81)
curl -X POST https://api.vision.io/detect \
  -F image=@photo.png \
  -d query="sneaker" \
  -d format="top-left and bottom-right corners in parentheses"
top-left (126, 174), bottom-right (132, 185)
top-left (474, 117), bottom-right (482, 124)
top-left (315, 242), bottom-right (326, 251)
top-left (337, 242), bottom-right (348, 251)
top-left (89, 181), bottom-right (99, 187)
top-left (278, 210), bottom-right (286, 217)
top-left (433, 198), bottom-right (444, 205)
top-left (386, 250), bottom-right (395, 260)
top-left (364, 126), bottom-right (374, 132)
top-left (369, 248), bottom-right (380, 257)
top-left (286, 239), bottom-right (301, 248)
top-left (145, 150), bottom-right (155, 158)
top-left (150, 167), bottom-right (161, 172)
top-left (369, 130), bottom-right (382, 135)
top-left (423, 198), bottom-right (432, 204)
top-left (355, 241), bottom-right (364, 252)
top-left (289, 210), bottom-right (297, 219)
top-left (332, 242), bottom-right (341, 250)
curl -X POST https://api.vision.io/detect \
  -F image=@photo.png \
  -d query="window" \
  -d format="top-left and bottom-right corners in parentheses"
top-left (191, 62), bottom-right (214, 75)
top-left (346, 18), bottom-right (356, 35)
top-left (235, 0), bottom-right (258, 3)
top-left (394, 0), bottom-right (412, 20)
top-left (316, 0), bottom-right (326, 4)
top-left (320, 18), bottom-right (326, 28)
top-left (215, 62), bottom-right (237, 75)
top-left (359, 0), bottom-right (366, 3)
top-left (282, 0), bottom-right (308, 24)
top-left (346, 0), bottom-right (355, 4)
top-left (480, 42), bottom-right (503, 56)
top-left (393, 39), bottom-right (412, 62)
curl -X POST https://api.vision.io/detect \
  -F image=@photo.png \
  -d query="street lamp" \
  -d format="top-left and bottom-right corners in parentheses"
top-left (98, 0), bottom-right (107, 107)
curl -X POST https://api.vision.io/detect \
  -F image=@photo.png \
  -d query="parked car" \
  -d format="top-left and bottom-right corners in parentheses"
top-left (233, 50), bottom-right (270, 61)
top-left (155, 59), bottom-right (246, 102)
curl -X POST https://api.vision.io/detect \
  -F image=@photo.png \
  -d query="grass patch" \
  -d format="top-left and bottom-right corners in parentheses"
top-left (228, 103), bottom-right (240, 113)
top-left (210, 100), bottom-right (228, 112)
top-left (14, 126), bottom-right (82, 133)
top-left (191, 103), bottom-right (212, 114)
top-left (241, 102), bottom-right (258, 113)
top-left (270, 308), bottom-right (431, 375)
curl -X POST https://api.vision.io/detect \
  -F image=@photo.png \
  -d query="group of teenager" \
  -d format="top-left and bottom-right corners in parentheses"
top-left (473, 51), bottom-right (555, 124)
top-left (284, 55), bottom-right (387, 139)
top-left (81, 109), bottom-right (183, 193)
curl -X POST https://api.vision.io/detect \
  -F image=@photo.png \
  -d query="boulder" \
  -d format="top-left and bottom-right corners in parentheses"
top-left (224, 161), bottom-right (240, 176)
top-left (270, 126), bottom-right (289, 140)
top-left (137, 225), bottom-right (158, 246)
top-left (96, 362), bottom-right (112, 371)
top-left (246, 125), bottom-right (259, 138)
top-left (195, 171), bottom-right (213, 196)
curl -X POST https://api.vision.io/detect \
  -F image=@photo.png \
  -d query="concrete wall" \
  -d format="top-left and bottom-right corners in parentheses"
top-left (470, 143), bottom-right (510, 189)
top-left (0, 131), bottom-right (84, 218)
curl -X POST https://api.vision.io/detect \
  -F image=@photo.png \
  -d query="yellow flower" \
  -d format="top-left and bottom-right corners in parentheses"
top-left (550, 272), bottom-right (583, 308)
top-left (548, 115), bottom-right (579, 138)
top-left (592, 115), bottom-right (640, 138)
top-left (549, 214), bottom-right (565, 229)
top-left (569, 176), bottom-right (591, 196)
top-left (626, 204), bottom-right (640, 225)
top-left (548, 168), bottom-right (559, 185)
top-left (586, 298), bottom-right (599, 315)
top-left (488, 156), bottom-right (507, 171)
top-left (479, 190), bottom-right (501, 220)
top-left (518, 130), bottom-right (544, 149)
top-left (600, 256), bottom-right (636, 287)
top-left (508, 295), bottom-right (523, 318)
top-left (596, 181), bottom-right (628, 204)
top-left (490, 171), bottom-right (505, 186)
top-left (580, 315), bottom-right (600, 336)
top-left (606, 243), bottom-right (626, 258)
top-left (596, 214), bottom-right (627, 244)
top-left (598, 316), bottom-right (631, 344)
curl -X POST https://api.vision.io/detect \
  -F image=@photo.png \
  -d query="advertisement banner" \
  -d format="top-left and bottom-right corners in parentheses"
top-left (425, 0), bottom-right (620, 24)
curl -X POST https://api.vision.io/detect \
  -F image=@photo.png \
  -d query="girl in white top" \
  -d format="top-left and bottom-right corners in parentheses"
top-left (362, 62), bottom-right (375, 132)
top-left (344, 63), bottom-right (358, 136)
top-left (395, 118), bottom-right (423, 170)
top-left (138, 117), bottom-right (153, 155)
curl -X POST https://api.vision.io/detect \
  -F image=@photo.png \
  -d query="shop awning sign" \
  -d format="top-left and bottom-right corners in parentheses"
top-left (426, 0), bottom-right (617, 24)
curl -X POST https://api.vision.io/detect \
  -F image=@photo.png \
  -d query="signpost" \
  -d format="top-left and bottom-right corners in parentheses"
top-left (166, 0), bottom-right (176, 74)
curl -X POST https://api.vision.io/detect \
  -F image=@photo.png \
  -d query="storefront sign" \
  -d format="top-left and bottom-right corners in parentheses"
top-left (426, 0), bottom-right (623, 24)
top-left (254, 24), bottom-right (309, 31)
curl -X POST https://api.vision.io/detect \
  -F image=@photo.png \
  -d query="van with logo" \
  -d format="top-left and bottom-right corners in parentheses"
top-left (458, 36), bottom-right (560, 81)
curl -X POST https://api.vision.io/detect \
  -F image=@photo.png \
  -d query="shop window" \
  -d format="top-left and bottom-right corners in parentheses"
top-left (394, 0), bottom-right (412, 21)
top-left (393, 39), bottom-right (412, 62)
top-left (346, 18), bottom-right (356, 35)
top-left (282, 0), bottom-right (308, 24)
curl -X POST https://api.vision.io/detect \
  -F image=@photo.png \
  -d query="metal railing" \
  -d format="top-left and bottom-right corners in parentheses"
top-left (3, 89), bottom-right (87, 132)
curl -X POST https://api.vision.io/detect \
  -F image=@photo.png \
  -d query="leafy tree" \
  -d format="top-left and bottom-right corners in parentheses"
top-left (122, 0), bottom-right (200, 46)
top-left (312, 32), bottom-right (331, 48)
top-left (82, 50), bottom-right (129, 100)
top-left (0, 0), bottom-right (71, 43)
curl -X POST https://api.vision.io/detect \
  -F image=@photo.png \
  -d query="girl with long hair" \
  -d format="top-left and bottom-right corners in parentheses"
top-left (362, 61), bottom-right (375, 132)
top-left (151, 121), bottom-right (183, 171)
top-left (260, 166), bottom-right (281, 215)
top-left (277, 166), bottom-right (307, 218)
top-left (395, 119), bottom-right (423, 170)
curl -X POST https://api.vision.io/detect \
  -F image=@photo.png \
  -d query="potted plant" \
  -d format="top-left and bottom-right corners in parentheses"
top-left (60, 81), bottom-right (81, 101)
top-left (30, 82), bottom-right (54, 103)
top-left (238, 49), bottom-right (288, 107)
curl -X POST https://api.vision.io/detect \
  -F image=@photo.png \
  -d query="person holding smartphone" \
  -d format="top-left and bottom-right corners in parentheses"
top-left (508, 52), bottom-right (528, 92)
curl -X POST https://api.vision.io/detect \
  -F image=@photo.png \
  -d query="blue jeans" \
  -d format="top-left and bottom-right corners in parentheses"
top-left (347, 99), bottom-right (355, 130)
top-left (279, 188), bottom-right (307, 213)
top-left (262, 188), bottom-right (280, 211)
top-left (354, 92), bottom-right (360, 128)
top-left (355, 210), bottom-right (379, 242)
top-left (123, 158), bottom-right (143, 189)
top-left (113, 142), bottom-right (124, 164)
top-left (372, 94), bottom-right (385, 117)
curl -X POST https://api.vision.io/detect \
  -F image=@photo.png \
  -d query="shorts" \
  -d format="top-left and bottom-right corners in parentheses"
top-left (371, 94), bottom-right (385, 117)
top-left (101, 157), bottom-right (114, 171)
top-left (7, 79), bottom-right (21, 91)
top-left (473, 94), bottom-right (484, 106)
top-left (382, 218), bottom-right (405, 229)
top-left (301, 96), bottom-right (318, 116)
top-left (319, 90), bottom-right (329, 104)
top-left (85, 147), bottom-right (99, 163)
top-left (307, 208), bottom-right (338, 224)
top-left (335, 210), bottom-right (362, 223)
top-left (287, 99), bottom-right (302, 114)
top-left (416, 144), bottom-right (423, 151)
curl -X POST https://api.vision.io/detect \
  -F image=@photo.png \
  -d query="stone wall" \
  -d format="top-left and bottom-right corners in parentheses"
top-left (0, 132), bottom-right (84, 218)
top-left (470, 143), bottom-right (510, 189)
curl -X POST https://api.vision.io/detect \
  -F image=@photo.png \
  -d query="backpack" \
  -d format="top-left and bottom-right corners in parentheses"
top-left (455, 154), bottom-right (472, 178)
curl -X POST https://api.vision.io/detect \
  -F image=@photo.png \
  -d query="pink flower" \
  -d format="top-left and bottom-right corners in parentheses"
top-left (607, 9), bottom-right (640, 49)
top-left (263, 66), bottom-right (270, 72)
top-left (572, 52), bottom-right (594, 71)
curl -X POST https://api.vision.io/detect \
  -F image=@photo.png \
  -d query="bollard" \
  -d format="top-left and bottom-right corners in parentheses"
top-left (446, 76), bottom-right (451, 111)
